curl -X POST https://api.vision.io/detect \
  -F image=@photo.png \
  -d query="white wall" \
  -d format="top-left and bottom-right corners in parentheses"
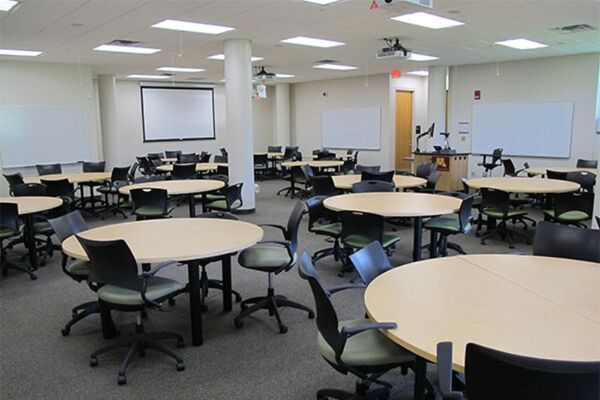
top-left (291, 73), bottom-right (427, 169)
top-left (448, 53), bottom-right (600, 177)
top-left (0, 60), bottom-right (102, 195)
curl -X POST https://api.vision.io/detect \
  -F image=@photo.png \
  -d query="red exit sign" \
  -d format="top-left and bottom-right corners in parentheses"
top-left (474, 90), bottom-right (481, 100)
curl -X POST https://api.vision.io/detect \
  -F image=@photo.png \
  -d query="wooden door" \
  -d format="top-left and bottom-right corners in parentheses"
top-left (395, 91), bottom-right (413, 171)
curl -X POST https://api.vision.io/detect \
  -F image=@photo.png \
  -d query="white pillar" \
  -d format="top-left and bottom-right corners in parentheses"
top-left (97, 75), bottom-right (119, 168)
top-left (224, 39), bottom-right (256, 212)
top-left (427, 66), bottom-right (447, 148)
top-left (275, 83), bottom-right (291, 146)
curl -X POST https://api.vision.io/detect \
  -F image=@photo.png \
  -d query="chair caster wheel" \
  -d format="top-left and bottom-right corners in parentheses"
top-left (308, 311), bottom-right (315, 319)
top-left (234, 319), bottom-right (243, 328)
top-left (89, 357), bottom-right (98, 367)
top-left (176, 362), bottom-right (185, 371)
top-left (480, 240), bottom-right (486, 245)
top-left (279, 325), bottom-right (288, 334)
top-left (61, 328), bottom-right (70, 336)
top-left (118, 375), bottom-right (126, 385)
top-left (30, 274), bottom-right (37, 281)
top-left (177, 339), bottom-right (185, 348)
top-left (509, 244), bottom-right (515, 249)
top-left (235, 295), bottom-right (242, 303)
top-left (168, 298), bottom-right (176, 306)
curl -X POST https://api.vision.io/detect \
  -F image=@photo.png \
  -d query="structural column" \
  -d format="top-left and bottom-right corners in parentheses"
top-left (427, 66), bottom-right (447, 147)
top-left (97, 75), bottom-right (119, 168)
top-left (224, 39), bottom-right (256, 212)
top-left (275, 83), bottom-right (291, 146)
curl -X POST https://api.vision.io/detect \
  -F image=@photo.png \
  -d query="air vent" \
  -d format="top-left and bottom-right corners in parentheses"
top-left (107, 39), bottom-right (145, 46)
top-left (551, 24), bottom-right (597, 34)
top-left (313, 59), bottom-right (339, 64)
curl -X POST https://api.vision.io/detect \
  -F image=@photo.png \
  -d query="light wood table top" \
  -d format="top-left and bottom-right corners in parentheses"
top-left (0, 196), bottom-right (63, 215)
top-left (161, 158), bottom-right (178, 164)
top-left (525, 166), bottom-right (597, 176)
top-left (118, 179), bottom-right (224, 196)
top-left (281, 160), bottom-right (344, 169)
top-left (466, 177), bottom-right (580, 193)
top-left (365, 254), bottom-right (600, 373)
top-left (62, 218), bottom-right (263, 263)
top-left (311, 154), bottom-right (353, 160)
top-left (332, 174), bottom-right (426, 190)
top-left (24, 172), bottom-right (111, 184)
top-left (155, 163), bottom-right (227, 173)
top-left (324, 192), bottom-right (461, 218)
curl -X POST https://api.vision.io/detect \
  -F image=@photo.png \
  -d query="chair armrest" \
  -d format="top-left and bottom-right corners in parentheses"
top-left (140, 273), bottom-right (163, 310)
top-left (259, 223), bottom-right (287, 233)
top-left (329, 283), bottom-right (366, 295)
top-left (341, 322), bottom-right (397, 338)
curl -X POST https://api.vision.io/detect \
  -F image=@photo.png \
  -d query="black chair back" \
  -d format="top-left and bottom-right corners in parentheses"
top-left (136, 157), bottom-right (154, 176)
top-left (111, 166), bottom-right (130, 182)
top-left (219, 148), bottom-right (228, 157)
top-left (415, 162), bottom-right (437, 179)
top-left (128, 162), bottom-right (139, 182)
top-left (457, 195), bottom-right (475, 233)
top-left (253, 153), bottom-right (268, 167)
top-left (178, 153), bottom-right (198, 163)
top-left (352, 151), bottom-right (360, 164)
top-left (0, 202), bottom-right (19, 232)
top-left (348, 241), bottom-right (392, 285)
top-left (546, 170), bottom-right (568, 180)
top-left (82, 161), bottom-right (105, 172)
top-left (165, 150), bottom-right (182, 159)
top-left (340, 210), bottom-right (384, 245)
top-left (48, 211), bottom-right (88, 243)
top-left (172, 163), bottom-right (197, 180)
top-left (285, 201), bottom-right (307, 256)
top-left (147, 152), bottom-right (164, 160)
top-left (426, 171), bottom-right (441, 191)
top-left (491, 148), bottom-right (503, 163)
top-left (465, 342), bottom-right (600, 400)
top-left (311, 176), bottom-right (337, 196)
top-left (361, 170), bottom-right (394, 182)
top-left (216, 165), bottom-right (229, 176)
top-left (341, 160), bottom-right (355, 175)
top-left (352, 180), bottom-right (394, 193)
top-left (13, 183), bottom-right (47, 197)
top-left (199, 152), bottom-right (212, 163)
top-left (283, 146), bottom-right (299, 160)
top-left (41, 178), bottom-right (74, 198)
top-left (267, 146), bottom-right (282, 153)
top-left (223, 183), bottom-right (243, 209)
top-left (306, 196), bottom-right (339, 232)
top-left (300, 165), bottom-right (315, 181)
top-left (130, 188), bottom-right (169, 215)
top-left (214, 155), bottom-right (227, 163)
top-left (481, 188), bottom-right (510, 216)
top-left (576, 159), bottom-right (598, 169)
top-left (533, 221), bottom-right (599, 262)
top-left (552, 192), bottom-right (593, 221)
top-left (354, 165), bottom-right (380, 174)
top-left (3, 173), bottom-right (24, 190)
top-left (502, 159), bottom-right (516, 176)
top-left (566, 171), bottom-right (596, 193)
top-left (36, 163), bottom-right (62, 176)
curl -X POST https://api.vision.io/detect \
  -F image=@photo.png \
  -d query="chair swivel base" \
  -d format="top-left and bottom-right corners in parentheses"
top-left (61, 300), bottom-right (100, 336)
top-left (480, 223), bottom-right (531, 249)
top-left (317, 381), bottom-right (391, 400)
top-left (312, 243), bottom-right (341, 264)
top-left (90, 326), bottom-right (184, 385)
top-left (1, 260), bottom-right (37, 280)
top-left (234, 288), bottom-right (314, 334)
top-left (201, 278), bottom-right (242, 312)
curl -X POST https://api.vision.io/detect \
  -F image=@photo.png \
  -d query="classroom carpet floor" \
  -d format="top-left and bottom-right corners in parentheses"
top-left (0, 179), bottom-right (538, 400)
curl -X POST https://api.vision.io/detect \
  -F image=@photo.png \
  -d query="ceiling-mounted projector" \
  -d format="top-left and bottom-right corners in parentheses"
top-left (374, 0), bottom-right (433, 8)
top-left (254, 66), bottom-right (276, 81)
top-left (376, 38), bottom-right (411, 60)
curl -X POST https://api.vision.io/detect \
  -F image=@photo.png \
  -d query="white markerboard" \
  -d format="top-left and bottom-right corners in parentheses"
top-left (0, 106), bottom-right (91, 168)
top-left (322, 107), bottom-right (381, 150)
top-left (471, 102), bottom-right (573, 158)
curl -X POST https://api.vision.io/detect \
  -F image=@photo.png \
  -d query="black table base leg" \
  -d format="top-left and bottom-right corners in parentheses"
top-left (24, 215), bottom-right (38, 271)
top-left (414, 356), bottom-right (428, 400)
top-left (99, 300), bottom-right (118, 339)
top-left (189, 194), bottom-right (196, 218)
top-left (187, 260), bottom-right (203, 346)
top-left (222, 255), bottom-right (232, 312)
top-left (413, 217), bottom-right (423, 261)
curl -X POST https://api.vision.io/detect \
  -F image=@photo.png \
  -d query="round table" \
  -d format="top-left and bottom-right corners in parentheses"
top-left (155, 162), bottom-right (227, 173)
top-left (365, 255), bottom-right (600, 381)
top-left (119, 179), bottom-right (224, 217)
top-left (324, 192), bottom-right (461, 261)
top-left (525, 166), bottom-right (597, 176)
top-left (0, 196), bottom-right (63, 269)
top-left (311, 154), bottom-right (353, 160)
top-left (24, 172), bottom-right (111, 184)
top-left (332, 174), bottom-right (426, 190)
top-left (466, 177), bottom-right (580, 193)
top-left (281, 160), bottom-right (344, 169)
top-left (63, 218), bottom-right (263, 346)
top-left (161, 158), bottom-right (178, 164)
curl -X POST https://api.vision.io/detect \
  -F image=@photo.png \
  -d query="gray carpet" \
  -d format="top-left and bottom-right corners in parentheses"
top-left (0, 180), bottom-right (536, 399)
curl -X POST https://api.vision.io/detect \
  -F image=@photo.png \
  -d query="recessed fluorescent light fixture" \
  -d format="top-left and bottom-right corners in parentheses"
top-left (407, 70), bottom-right (429, 76)
top-left (152, 19), bottom-right (234, 35)
top-left (127, 74), bottom-right (170, 80)
top-left (157, 66), bottom-right (205, 73)
top-left (275, 73), bottom-right (295, 78)
top-left (0, 48), bottom-right (42, 57)
top-left (409, 53), bottom-right (439, 61)
top-left (281, 36), bottom-right (344, 48)
top-left (207, 54), bottom-right (263, 62)
top-left (391, 12), bottom-right (464, 29)
top-left (314, 63), bottom-right (357, 71)
top-left (0, 0), bottom-right (18, 12)
top-left (94, 44), bottom-right (161, 54)
top-left (302, 0), bottom-right (340, 4)
top-left (495, 38), bottom-right (548, 50)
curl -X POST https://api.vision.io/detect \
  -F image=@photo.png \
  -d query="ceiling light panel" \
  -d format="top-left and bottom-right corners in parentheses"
top-left (94, 45), bottom-right (161, 54)
top-left (409, 53), bottom-right (439, 61)
top-left (207, 54), bottom-right (263, 62)
top-left (127, 74), bottom-right (170, 79)
top-left (314, 64), bottom-right (357, 71)
top-left (407, 70), bottom-right (429, 76)
top-left (391, 12), bottom-right (465, 29)
top-left (302, 0), bottom-right (340, 4)
top-left (157, 67), bottom-right (205, 73)
top-left (281, 36), bottom-right (344, 48)
top-left (0, 48), bottom-right (42, 57)
top-left (152, 19), bottom-right (234, 34)
top-left (275, 74), bottom-right (295, 78)
top-left (0, 0), bottom-right (18, 12)
top-left (495, 39), bottom-right (548, 49)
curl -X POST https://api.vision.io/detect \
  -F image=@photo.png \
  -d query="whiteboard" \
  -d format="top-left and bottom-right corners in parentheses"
top-left (0, 106), bottom-right (91, 168)
top-left (322, 107), bottom-right (381, 150)
top-left (471, 102), bottom-right (573, 158)
top-left (141, 87), bottom-right (215, 142)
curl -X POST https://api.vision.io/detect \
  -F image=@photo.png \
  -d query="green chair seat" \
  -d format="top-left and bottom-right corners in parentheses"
top-left (542, 209), bottom-right (590, 222)
top-left (318, 319), bottom-right (414, 367)
top-left (134, 206), bottom-right (169, 218)
top-left (97, 276), bottom-right (182, 306)
top-left (343, 232), bottom-right (401, 250)
top-left (33, 221), bottom-right (54, 234)
top-left (424, 215), bottom-right (466, 234)
top-left (205, 199), bottom-right (241, 211)
top-left (238, 245), bottom-right (295, 271)
top-left (65, 260), bottom-right (89, 277)
top-left (311, 221), bottom-right (342, 237)
top-left (482, 207), bottom-right (527, 219)
top-left (0, 226), bottom-right (21, 240)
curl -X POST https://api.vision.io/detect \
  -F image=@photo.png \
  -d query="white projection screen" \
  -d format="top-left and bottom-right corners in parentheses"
top-left (141, 86), bottom-right (216, 142)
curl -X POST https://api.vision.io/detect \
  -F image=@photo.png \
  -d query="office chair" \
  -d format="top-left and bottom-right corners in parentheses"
top-left (576, 159), bottom-right (598, 169)
top-left (204, 183), bottom-right (243, 212)
top-left (147, 152), bottom-right (164, 160)
top-left (165, 150), bottom-right (182, 159)
top-left (533, 221), bottom-right (599, 263)
top-left (414, 171), bottom-right (441, 193)
top-left (3, 172), bottom-right (24, 195)
top-left (354, 165), bottom-right (380, 174)
top-left (352, 181), bottom-right (395, 193)
top-left (171, 163), bottom-right (197, 180)
top-left (47, 211), bottom-right (98, 335)
top-left (253, 153), bottom-right (269, 181)
top-left (178, 153), bottom-right (198, 164)
top-left (348, 241), bottom-right (393, 286)
top-left (477, 148), bottom-right (503, 176)
top-left (76, 236), bottom-right (184, 385)
top-left (311, 175), bottom-right (341, 196)
top-left (543, 192), bottom-right (593, 227)
top-left (340, 211), bottom-right (401, 260)
top-left (130, 188), bottom-right (173, 220)
top-left (566, 171), bottom-right (596, 193)
top-left (361, 170), bottom-right (394, 182)
top-left (415, 162), bottom-right (437, 179)
top-left (214, 155), bottom-right (226, 163)
top-left (546, 170), bottom-right (568, 180)
top-left (82, 161), bottom-right (106, 172)
top-left (127, 162), bottom-right (138, 182)
top-left (424, 194), bottom-right (475, 257)
top-left (0, 203), bottom-right (37, 280)
top-left (36, 163), bottom-right (62, 176)
top-left (282, 146), bottom-right (299, 161)
top-left (465, 342), bottom-right (600, 400)
top-left (502, 159), bottom-right (527, 177)
top-left (41, 178), bottom-right (76, 212)
top-left (97, 166), bottom-right (130, 219)
top-left (135, 156), bottom-right (154, 176)
top-left (298, 253), bottom-right (421, 400)
top-left (268, 145), bottom-right (282, 153)
top-left (199, 151), bottom-right (212, 163)
top-left (306, 196), bottom-right (342, 264)
top-left (234, 202), bottom-right (314, 333)
top-left (479, 188), bottom-right (531, 248)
